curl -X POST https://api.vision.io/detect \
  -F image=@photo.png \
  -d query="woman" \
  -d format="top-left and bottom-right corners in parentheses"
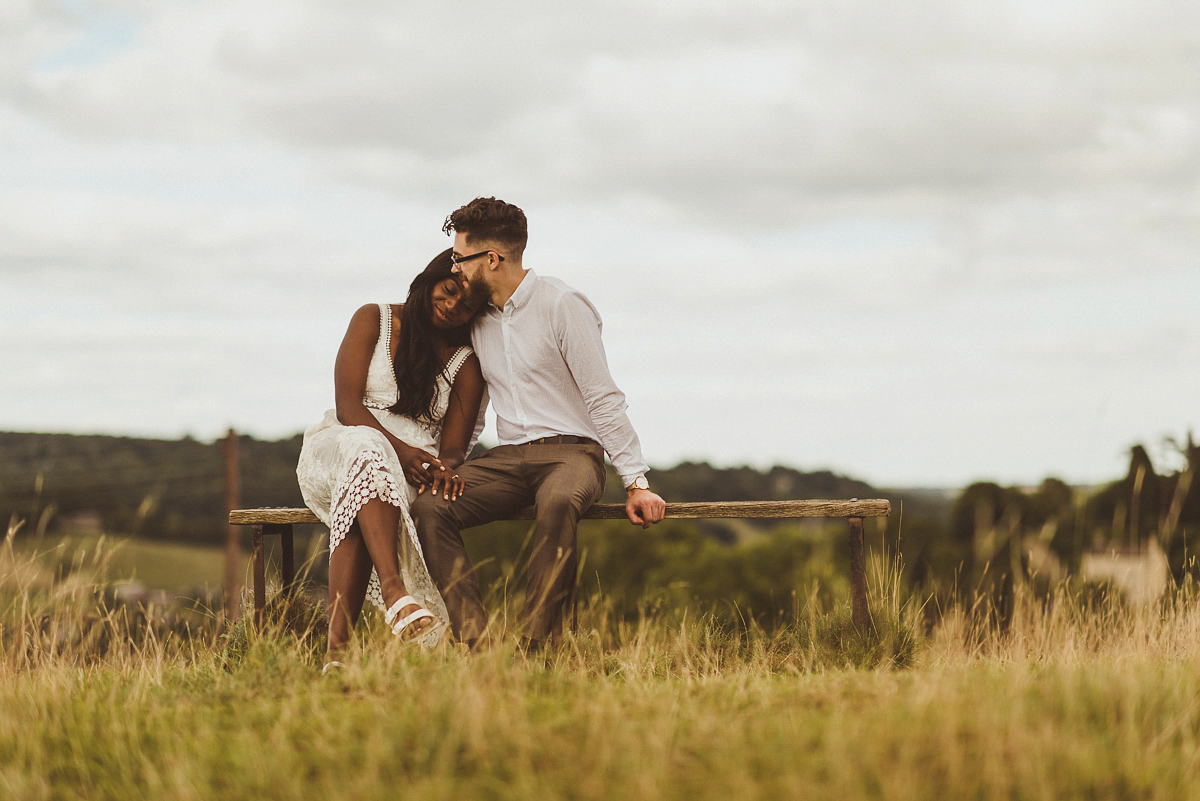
top-left (296, 249), bottom-right (486, 669)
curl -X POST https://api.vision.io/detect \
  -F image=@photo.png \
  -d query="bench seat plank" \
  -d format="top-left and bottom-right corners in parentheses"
top-left (229, 498), bottom-right (889, 525)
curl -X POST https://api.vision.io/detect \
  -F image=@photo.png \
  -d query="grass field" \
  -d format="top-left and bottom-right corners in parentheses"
top-left (12, 530), bottom-right (250, 591)
top-left (3, 528), bottom-right (1200, 800)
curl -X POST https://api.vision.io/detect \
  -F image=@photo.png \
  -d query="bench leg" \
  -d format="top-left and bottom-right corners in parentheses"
top-left (264, 523), bottom-right (296, 597)
top-left (847, 516), bottom-right (871, 629)
top-left (252, 523), bottom-right (266, 629)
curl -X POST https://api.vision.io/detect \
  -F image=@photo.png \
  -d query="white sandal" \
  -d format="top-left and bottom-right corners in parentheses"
top-left (384, 595), bottom-right (434, 640)
top-left (321, 660), bottom-right (345, 675)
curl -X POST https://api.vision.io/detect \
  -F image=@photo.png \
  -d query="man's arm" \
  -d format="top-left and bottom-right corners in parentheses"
top-left (554, 291), bottom-right (665, 527)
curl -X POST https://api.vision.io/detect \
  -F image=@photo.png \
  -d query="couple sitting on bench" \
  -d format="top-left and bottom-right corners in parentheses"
top-left (295, 197), bottom-right (666, 671)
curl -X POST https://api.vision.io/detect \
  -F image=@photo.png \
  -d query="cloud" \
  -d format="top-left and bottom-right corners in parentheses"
top-left (2, 0), bottom-right (1198, 485)
top-left (10, 1), bottom-right (1199, 221)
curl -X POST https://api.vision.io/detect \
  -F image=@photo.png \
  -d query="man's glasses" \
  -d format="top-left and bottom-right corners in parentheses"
top-left (450, 250), bottom-right (505, 269)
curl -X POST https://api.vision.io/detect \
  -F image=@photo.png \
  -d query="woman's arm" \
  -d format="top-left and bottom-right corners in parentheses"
top-left (333, 304), bottom-right (439, 487)
top-left (425, 353), bottom-right (485, 501)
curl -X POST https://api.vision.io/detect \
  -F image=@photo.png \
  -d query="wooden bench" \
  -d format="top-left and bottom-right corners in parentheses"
top-left (229, 498), bottom-right (891, 629)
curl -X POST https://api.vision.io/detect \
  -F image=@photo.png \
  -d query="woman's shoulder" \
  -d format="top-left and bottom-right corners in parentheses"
top-left (439, 343), bottom-right (471, 368)
top-left (451, 344), bottom-right (476, 365)
top-left (344, 304), bottom-right (382, 337)
top-left (348, 303), bottom-right (394, 322)
top-left (345, 304), bottom-right (404, 345)
top-left (449, 348), bottom-right (482, 384)
top-left (351, 302), bottom-right (403, 315)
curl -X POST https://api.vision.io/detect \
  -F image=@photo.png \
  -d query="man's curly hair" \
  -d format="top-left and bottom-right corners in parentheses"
top-left (443, 197), bottom-right (528, 257)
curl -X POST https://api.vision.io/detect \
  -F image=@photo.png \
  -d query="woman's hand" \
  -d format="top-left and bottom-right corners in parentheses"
top-left (395, 442), bottom-right (441, 488)
top-left (425, 465), bottom-right (464, 501)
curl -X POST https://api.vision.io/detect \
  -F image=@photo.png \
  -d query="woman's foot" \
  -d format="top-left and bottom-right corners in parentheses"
top-left (380, 577), bottom-right (436, 641)
top-left (384, 594), bottom-right (435, 640)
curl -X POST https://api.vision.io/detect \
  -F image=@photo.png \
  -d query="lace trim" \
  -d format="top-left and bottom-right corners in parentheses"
top-left (379, 303), bottom-right (393, 365)
top-left (327, 449), bottom-right (407, 554)
top-left (363, 304), bottom-right (399, 410)
top-left (442, 346), bottom-right (471, 385)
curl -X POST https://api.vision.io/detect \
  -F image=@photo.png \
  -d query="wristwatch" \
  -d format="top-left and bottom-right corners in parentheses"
top-left (625, 476), bottom-right (649, 492)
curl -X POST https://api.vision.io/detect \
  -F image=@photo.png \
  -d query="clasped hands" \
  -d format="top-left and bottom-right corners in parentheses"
top-left (396, 443), bottom-right (463, 501)
top-left (397, 441), bottom-right (668, 526)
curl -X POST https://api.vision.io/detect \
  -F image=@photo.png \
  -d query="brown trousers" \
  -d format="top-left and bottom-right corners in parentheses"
top-left (411, 442), bottom-right (605, 643)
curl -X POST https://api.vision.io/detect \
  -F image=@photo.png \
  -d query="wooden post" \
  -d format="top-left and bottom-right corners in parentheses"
top-left (223, 429), bottom-right (241, 621)
top-left (847, 516), bottom-right (871, 629)
top-left (270, 523), bottom-right (295, 596)
top-left (252, 523), bottom-right (265, 629)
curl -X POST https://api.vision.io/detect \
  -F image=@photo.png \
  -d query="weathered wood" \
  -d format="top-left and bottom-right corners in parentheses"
top-left (230, 508), bottom-right (321, 525)
top-left (223, 429), bottom-right (241, 621)
top-left (251, 524), bottom-right (266, 630)
top-left (228, 498), bottom-right (890, 526)
top-left (233, 498), bottom-right (891, 631)
top-left (270, 523), bottom-right (295, 597)
top-left (847, 516), bottom-right (871, 630)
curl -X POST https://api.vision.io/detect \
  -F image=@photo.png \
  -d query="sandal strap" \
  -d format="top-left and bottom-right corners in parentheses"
top-left (384, 595), bottom-right (419, 625)
top-left (393, 608), bottom-right (434, 635)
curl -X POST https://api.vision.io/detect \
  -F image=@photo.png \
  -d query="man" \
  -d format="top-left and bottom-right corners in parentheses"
top-left (412, 196), bottom-right (666, 648)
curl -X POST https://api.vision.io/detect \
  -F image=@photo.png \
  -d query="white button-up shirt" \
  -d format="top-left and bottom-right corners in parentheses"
top-left (471, 270), bottom-right (649, 486)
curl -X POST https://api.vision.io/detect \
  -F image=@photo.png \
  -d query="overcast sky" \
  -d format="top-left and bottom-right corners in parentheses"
top-left (2, 0), bottom-right (1198, 488)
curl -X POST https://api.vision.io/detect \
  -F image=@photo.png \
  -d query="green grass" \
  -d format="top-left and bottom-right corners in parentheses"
top-left (13, 531), bottom-right (250, 591)
top-left (4, 527), bottom-right (1200, 799)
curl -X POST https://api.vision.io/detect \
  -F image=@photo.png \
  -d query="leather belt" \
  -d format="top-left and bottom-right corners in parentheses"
top-left (520, 435), bottom-right (599, 447)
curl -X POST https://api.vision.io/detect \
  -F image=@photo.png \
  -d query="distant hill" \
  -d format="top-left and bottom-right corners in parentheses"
top-left (0, 431), bottom-right (303, 542)
top-left (639, 461), bottom-right (877, 505)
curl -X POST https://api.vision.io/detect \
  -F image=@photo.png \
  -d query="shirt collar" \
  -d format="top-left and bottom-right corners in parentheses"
top-left (494, 269), bottom-right (536, 311)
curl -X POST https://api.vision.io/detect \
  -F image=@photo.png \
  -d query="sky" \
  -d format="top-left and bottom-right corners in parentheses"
top-left (2, 0), bottom-right (1198, 489)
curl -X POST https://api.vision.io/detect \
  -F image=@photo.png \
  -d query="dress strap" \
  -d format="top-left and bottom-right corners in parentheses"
top-left (442, 346), bottom-right (472, 385)
top-left (377, 304), bottom-right (392, 356)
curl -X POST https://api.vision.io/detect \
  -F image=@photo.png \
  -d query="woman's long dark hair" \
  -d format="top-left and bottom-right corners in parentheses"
top-left (388, 248), bottom-right (473, 421)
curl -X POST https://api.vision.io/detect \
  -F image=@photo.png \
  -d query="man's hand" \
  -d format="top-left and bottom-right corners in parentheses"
top-left (625, 489), bottom-right (666, 529)
top-left (425, 464), bottom-right (464, 501)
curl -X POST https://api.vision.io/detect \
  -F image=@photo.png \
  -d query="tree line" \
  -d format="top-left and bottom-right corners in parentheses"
top-left (3, 430), bottom-right (1197, 623)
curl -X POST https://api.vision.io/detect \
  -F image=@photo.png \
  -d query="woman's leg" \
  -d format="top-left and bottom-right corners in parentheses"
top-left (326, 522), bottom-right (372, 661)
top-left (354, 497), bottom-right (435, 639)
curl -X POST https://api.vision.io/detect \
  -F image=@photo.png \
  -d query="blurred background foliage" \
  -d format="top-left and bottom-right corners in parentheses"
top-left (3, 430), bottom-right (1198, 627)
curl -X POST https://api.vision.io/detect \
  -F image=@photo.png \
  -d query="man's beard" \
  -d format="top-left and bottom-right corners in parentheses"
top-left (463, 272), bottom-right (490, 309)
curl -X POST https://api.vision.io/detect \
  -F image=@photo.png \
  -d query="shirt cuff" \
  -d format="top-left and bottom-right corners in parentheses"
top-left (621, 474), bottom-right (648, 491)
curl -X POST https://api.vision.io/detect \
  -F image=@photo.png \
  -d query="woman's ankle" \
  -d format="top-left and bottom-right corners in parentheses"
top-left (379, 576), bottom-right (412, 608)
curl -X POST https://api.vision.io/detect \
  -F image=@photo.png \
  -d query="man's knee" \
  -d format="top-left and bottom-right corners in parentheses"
top-left (538, 465), bottom-right (602, 515)
top-left (412, 491), bottom-right (453, 522)
top-left (538, 490), bottom-right (589, 520)
top-left (410, 492), bottom-right (460, 548)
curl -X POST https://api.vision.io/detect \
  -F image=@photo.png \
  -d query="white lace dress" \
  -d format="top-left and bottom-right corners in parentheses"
top-left (296, 303), bottom-right (472, 647)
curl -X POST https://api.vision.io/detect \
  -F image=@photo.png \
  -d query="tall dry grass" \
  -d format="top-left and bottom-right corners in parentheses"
top-left (3, 517), bottom-right (1200, 800)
